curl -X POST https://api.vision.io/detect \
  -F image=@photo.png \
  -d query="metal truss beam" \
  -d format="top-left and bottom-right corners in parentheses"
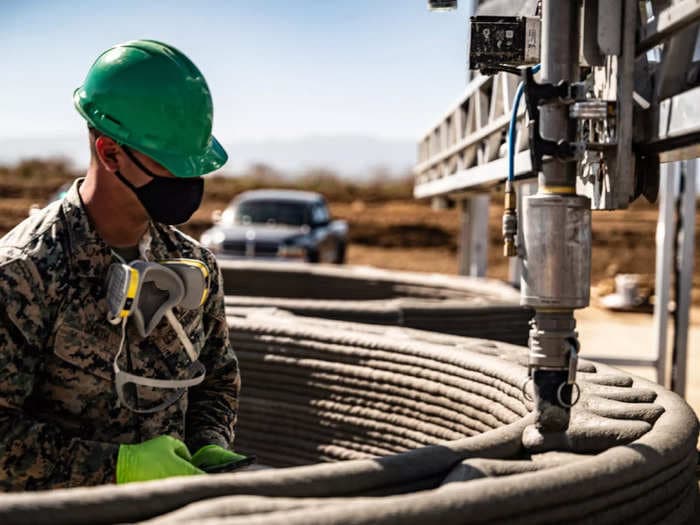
top-left (638, 0), bottom-right (700, 53)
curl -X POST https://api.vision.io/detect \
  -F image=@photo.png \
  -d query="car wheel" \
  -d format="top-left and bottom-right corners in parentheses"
top-left (333, 242), bottom-right (346, 264)
top-left (306, 249), bottom-right (320, 263)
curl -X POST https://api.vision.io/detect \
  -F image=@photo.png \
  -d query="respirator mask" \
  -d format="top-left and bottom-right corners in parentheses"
top-left (105, 258), bottom-right (211, 413)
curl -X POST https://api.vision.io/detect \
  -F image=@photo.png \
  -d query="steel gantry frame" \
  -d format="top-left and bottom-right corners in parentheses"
top-left (416, 2), bottom-right (700, 197)
top-left (414, 0), bottom-right (700, 398)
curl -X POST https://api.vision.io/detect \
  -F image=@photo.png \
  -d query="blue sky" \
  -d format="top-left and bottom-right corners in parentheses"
top-left (0, 0), bottom-right (474, 145)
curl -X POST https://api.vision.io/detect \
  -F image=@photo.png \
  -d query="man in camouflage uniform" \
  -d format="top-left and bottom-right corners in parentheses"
top-left (0, 40), bottom-right (240, 490)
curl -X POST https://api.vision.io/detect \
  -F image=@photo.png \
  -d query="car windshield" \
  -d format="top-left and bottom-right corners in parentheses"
top-left (234, 200), bottom-right (310, 226)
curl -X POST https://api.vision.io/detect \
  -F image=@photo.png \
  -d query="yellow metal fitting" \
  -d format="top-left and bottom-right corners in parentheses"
top-left (502, 181), bottom-right (517, 258)
top-left (504, 188), bottom-right (516, 209)
top-left (503, 237), bottom-right (516, 257)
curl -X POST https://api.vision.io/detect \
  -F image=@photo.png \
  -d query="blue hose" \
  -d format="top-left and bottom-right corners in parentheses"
top-left (508, 64), bottom-right (540, 182)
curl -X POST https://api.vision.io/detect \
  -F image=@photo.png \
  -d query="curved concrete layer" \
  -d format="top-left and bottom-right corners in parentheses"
top-left (219, 261), bottom-right (532, 344)
top-left (0, 310), bottom-right (696, 524)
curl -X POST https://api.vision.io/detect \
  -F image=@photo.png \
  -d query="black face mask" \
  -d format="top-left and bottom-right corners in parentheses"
top-left (114, 146), bottom-right (204, 225)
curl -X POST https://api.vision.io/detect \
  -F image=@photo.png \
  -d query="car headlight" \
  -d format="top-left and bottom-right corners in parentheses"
top-left (200, 230), bottom-right (225, 253)
top-left (277, 244), bottom-right (307, 259)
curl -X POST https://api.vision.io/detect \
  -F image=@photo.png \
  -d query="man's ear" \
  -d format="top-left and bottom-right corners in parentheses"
top-left (94, 136), bottom-right (120, 172)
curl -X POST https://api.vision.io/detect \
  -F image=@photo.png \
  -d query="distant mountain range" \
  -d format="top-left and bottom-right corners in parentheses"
top-left (0, 134), bottom-right (416, 178)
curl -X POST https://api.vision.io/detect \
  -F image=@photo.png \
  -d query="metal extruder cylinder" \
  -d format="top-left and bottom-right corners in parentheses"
top-left (521, 193), bottom-right (591, 309)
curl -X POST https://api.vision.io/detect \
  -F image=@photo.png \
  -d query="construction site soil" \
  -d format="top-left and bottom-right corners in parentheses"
top-left (2, 170), bottom-right (698, 306)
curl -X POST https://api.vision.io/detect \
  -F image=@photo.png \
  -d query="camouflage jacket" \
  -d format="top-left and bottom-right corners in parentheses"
top-left (0, 179), bottom-right (239, 491)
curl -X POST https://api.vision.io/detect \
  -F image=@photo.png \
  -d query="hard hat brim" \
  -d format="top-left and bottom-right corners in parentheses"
top-left (75, 86), bottom-right (228, 178)
top-left (141, 135), bottom-right (229, 178)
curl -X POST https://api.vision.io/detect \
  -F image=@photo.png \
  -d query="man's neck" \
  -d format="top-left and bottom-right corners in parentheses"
top-left (79, 168), bottom-right (149, 248)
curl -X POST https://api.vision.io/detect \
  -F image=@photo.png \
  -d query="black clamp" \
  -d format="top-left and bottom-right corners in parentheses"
top-left (478, 64), bottom-right (524, 76)
top-left (522, 68), bottom-right (581, 173)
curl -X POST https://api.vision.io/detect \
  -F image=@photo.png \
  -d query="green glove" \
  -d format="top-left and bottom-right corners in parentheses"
top-left (190, 444), bottom-right (250, 472)
top-left (116, 435), bottom-right (205, 484)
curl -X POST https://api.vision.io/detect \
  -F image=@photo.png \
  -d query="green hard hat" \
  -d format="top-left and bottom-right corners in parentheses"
top-left (74, 39), bottom-right (228, 178)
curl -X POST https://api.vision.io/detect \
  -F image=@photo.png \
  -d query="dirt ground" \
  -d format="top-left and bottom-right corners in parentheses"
top-left (2, 190), bottom-right (698, 305)
top-left (329, 199), bottom-right (700, 303)
top-left (2, 182), bottom-right (698, 303)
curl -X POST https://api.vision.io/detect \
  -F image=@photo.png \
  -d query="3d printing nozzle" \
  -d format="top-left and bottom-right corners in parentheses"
top-left (502, 180), bottom-right (517, 257)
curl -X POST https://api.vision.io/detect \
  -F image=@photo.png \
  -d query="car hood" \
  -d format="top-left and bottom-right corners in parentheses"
top-left (215, 224), bottom-right (309, 243)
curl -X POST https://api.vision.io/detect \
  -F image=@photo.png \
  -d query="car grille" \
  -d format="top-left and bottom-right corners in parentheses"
top-left (254, 241), bottom-right (280, 256)
top-left (222, 240), bottom-right (280, 257)
top-left (222, 241), bottom-right (246, 253)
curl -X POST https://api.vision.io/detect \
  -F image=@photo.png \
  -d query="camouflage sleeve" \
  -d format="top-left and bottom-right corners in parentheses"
top-left (185, 254), bottom-right (240, 453)
top-left (0, 258), bottom-right (119, 491)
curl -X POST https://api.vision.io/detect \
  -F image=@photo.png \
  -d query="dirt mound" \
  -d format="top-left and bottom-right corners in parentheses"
top-left (1, 159), bottom-right (698, 304)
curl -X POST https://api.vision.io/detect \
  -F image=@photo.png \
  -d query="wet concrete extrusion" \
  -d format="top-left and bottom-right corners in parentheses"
top-left (0, 262), bottom-right (697, 524)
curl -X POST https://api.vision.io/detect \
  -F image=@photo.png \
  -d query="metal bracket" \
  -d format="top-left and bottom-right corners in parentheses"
top-left (566, 338), bottom-right (580, 385)
top-left (522, 68), bottom-right (580, 172)
top-left (569, 99), bottom-right (616, 120)
top-left (478, 64), bottom-right (526, 76)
